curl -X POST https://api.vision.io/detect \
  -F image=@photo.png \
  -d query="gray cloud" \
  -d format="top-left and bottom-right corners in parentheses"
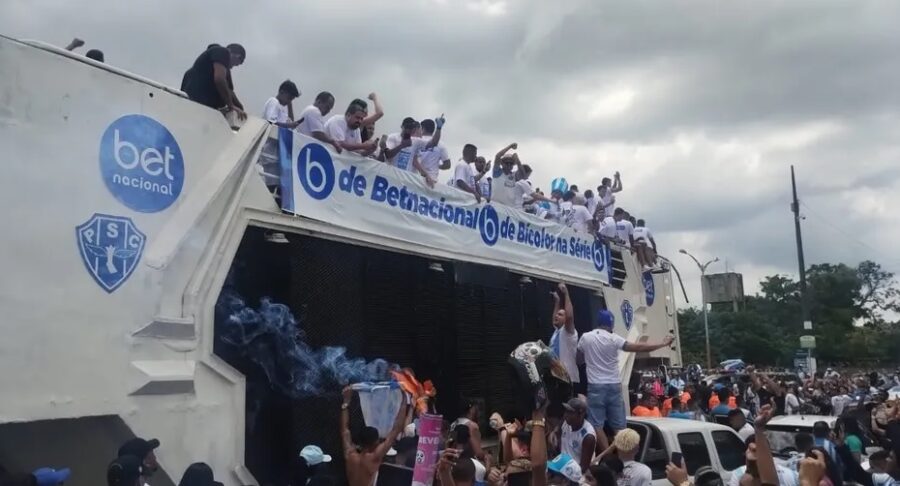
top-left (4, 0), bottom-right (899, 307)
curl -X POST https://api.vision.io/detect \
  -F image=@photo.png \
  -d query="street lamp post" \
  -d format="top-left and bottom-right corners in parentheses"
top-left (679, 249), bottom-right (719, 370)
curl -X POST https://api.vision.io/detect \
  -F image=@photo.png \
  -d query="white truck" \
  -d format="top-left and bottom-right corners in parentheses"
top-left (0, 33), bottom-right (682, 486)
top-left (627, 418), bottom-right (747, 486)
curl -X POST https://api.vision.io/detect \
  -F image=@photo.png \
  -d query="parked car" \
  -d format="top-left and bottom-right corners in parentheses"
top-left (627, 417), bottom-right (746, 486)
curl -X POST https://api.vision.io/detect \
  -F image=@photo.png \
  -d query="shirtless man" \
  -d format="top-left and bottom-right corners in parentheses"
top-left (341, 387), bottom-right (409, 486)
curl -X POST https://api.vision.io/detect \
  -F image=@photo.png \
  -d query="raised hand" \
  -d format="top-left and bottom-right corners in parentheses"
top-left (368, 92), bottom-right (378, 101)
top-left (435, 114), bottom-right (446, 129)
top-left (754, 404), bottom-right (774, 428)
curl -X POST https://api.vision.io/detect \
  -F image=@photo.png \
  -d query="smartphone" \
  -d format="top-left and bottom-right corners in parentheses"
top-left (671, 452), bottom-right (683, 466)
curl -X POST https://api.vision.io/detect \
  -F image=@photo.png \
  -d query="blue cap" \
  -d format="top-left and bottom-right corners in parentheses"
top-left (597, 309), bottom-right (615, 328)
top-left (33, 467), bottom-right (71, 486)
top-left (547, 454), bottom-right (582, 483)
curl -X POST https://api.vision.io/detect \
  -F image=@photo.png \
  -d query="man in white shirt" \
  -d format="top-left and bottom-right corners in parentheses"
top-left (415, 118), bottom-right (451, 181)
top-left (489, 143), bottom-right (520, 206)
top-left (597, 172), bottom-right (622, 219)
top-left (474, 157), bottom-right (492, 202)
top-left (450, 144), bottom-right (481, 202)
top-left (577, 310), bottom-right (673, 445)
top-left (550, 283), bottom-right (580, 392)
top-left (296, 91), bottom-right (342, 153)
top-left (728, 409), bottom-right (755, 441)
top-left (382, 116), bottom-right (445, 186)
top-left (614, 429), bottom-right (652, 486)
top-left (784, 386), bottom-right (802, 415)
top-left (259, 80), bottom-right (302, 189)
top-left (561, 191), bottom-right (594, 234)
top-left (560, 397), bottom-right (597, 473)
top-left (633, 219), bottom-right (657, 269)
top-left (324, 101), bottom-right (378, 156)
top-left (261, 80), bottom-right (301, 129)
top-left (584, 189), bottom-right (599, 217)
top-left (613, 208), bottom-right (635, 247)
top-left (599, 215), bottom-right (617, 241)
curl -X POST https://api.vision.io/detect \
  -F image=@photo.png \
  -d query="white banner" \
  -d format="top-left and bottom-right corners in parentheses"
top-left (277, 129), bottom-right (610, 285)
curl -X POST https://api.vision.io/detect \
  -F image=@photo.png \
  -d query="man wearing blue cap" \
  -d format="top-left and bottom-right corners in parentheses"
top-left (577, 309), bottom-right (674, 445)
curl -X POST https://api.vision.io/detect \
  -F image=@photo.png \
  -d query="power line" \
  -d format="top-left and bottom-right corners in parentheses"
top-left (799, 201), bottom-right (900, 273)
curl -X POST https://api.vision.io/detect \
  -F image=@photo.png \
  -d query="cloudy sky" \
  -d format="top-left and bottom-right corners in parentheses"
top-left (4, 0), bottom-right (900, 309)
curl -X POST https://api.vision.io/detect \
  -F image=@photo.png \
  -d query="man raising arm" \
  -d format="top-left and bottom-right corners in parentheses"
top-left (341, 387), bottom-right (409, 486)
top-left (577, 310), bottom-right (673, 450)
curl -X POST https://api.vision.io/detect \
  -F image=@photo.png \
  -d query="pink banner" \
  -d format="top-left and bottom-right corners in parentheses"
top-left (412, 413), bottom-right (443, 486)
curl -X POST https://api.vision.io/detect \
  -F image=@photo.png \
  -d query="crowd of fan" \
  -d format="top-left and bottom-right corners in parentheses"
top-left (0, 438), bottom-right (229, 486)
top-left (171, 43), bottom-right (662, 270)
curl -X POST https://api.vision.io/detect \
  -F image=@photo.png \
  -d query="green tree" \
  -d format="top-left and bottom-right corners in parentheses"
top-left (676, 260), bottom-right (900, 366)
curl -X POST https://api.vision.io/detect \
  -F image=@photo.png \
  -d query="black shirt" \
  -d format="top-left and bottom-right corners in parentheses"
top-left (182, 46), bottom-right (233, 109)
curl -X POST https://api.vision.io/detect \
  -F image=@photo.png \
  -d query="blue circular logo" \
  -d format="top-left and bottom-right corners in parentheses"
top-left (99, 114), bottom-right (185, 213)
top-left (297, 143), bottom-right (335, 200)
top-left (643, 272), bottom-right (656, 307)
top-left (621, 300), bottom-right (634, 331)
top-left (478, 204), bottom-right (500, 246)
top-left (591, 240), bottom-right (607, 272)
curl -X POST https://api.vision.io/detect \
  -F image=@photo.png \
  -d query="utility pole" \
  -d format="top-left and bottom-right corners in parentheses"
top-left (791, 166), bottom-right (814, 371)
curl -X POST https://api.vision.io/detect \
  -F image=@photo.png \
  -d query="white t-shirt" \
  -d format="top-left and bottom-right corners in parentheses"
top-left (324, 116), bottom-right (361, 145)
top-left (561, 420), bottom-right (595, 460)
top-left (566, 205), bottom-right (593, 233)
top-left (585, 196), bottom-right (599, 216)
top-left (615, 220), bottom-right (634, 247)
top-left (550, 327), bottom-right (579, 384)
top-left (491, 172), bottom-right (518, 206)
top-left (450, 160), bottom-right (476, 191)
top-left (599, 216), bottom-right (617, 238)
top-left (262, 97), bottom-right (289, 124)
top-left (577, 329), bottom-right (627, 385)
top-left (785, 393), bottom-right (800, 415)
top-left (619, 460), bottom-right (652, 486)
top-left (599, 189), bottom-right (616, 217)
top-left (633, 226), bottom-right (653, 245)
top-left (728, 465), bottom-right (798, 486)
top-left (736, 423), bottom-right (754, 441)
top-left (296, 105), bottom-right (326, 137)
top-left (386, 133), bottom-right (428, 172)
top-left (416, 136), bottom-right (450, 180)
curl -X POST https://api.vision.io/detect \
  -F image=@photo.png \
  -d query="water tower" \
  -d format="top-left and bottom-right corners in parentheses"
top-left (702, 272), bottom-right (744, 311)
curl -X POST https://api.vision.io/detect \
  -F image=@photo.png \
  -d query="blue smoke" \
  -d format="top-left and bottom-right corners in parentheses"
top-left (216, 290), bottom-right (396, 398)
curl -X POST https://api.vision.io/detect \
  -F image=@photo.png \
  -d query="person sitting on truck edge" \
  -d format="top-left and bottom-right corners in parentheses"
top-left (560, 397), bottom-right (597, 474)
top-left (550, 283), bottom-right (581, 395)
top-left (340, 387), bottom-right (408, 486)
top-left (576, 309), bottom-right (673, 449)
top-left (181, 43), bottom-right (247, 121)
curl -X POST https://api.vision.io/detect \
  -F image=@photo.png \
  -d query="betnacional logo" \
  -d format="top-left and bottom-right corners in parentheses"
top-left (76, 213), bottom-right (146, 292)
top-left (297, 142), bottom-right (335, 200)
top-left (621, 300), bottom-right (634, 331)
top-left (99, 114), bottom-right (185, 212)
top-left (643, 271), bottom-right (656, 307)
